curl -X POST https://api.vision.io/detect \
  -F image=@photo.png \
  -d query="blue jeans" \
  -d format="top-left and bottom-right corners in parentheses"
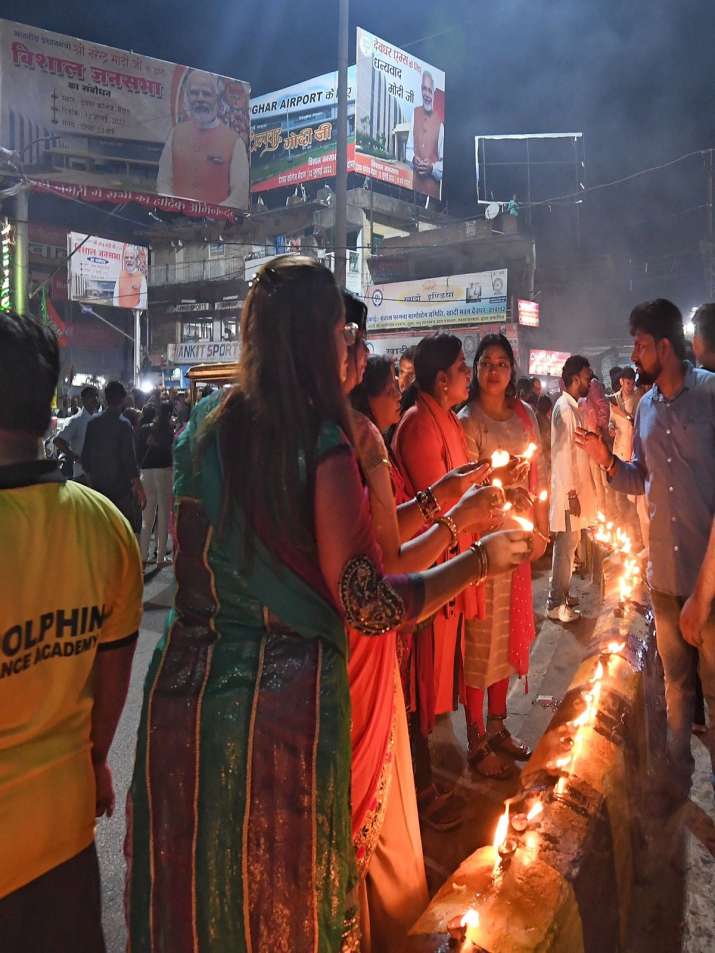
top-left (547, 511), bottom-right (579, 610)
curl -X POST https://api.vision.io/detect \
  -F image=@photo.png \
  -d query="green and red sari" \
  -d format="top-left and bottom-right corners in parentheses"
top-left (127, 396), bottom-right (354, 953)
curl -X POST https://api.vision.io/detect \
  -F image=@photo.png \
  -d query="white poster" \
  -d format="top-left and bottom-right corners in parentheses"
top-left (67, 233), bottom-right (148, 309)
top-left (366, 270), bottom-right (508, 331)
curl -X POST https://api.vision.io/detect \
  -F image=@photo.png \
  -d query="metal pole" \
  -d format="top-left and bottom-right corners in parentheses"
top-left (334, 0), bottom-right (349, 288)
top-left (133, 309), bottom-right (142, 386)
top-left (13, 188), bottom-right (29, 315)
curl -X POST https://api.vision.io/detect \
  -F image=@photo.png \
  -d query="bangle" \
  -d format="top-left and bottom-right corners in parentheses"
top-left (415, 486), bottom-right (441, 523)
top-left (435, 514), bottom-right (459, 551)
top-left (469, 540), bottom-right (489, 584)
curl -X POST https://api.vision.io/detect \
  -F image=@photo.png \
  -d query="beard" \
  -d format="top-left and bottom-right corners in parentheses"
top-left (634, 362), bottom-right (660, 387)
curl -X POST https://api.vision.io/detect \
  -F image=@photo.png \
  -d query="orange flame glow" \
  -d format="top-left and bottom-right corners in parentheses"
top-left (491, 449), bottom-right (510, 469)
top-left (527, 801), bottom-right (544, 822)
top-left (493, 805), bottom-right (510, 849)
top-left (512, 515), bottom-right (534, 532)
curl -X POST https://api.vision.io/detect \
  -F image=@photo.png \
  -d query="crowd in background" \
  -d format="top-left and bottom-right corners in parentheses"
top-left (1, 275), bottom-right (714, 953)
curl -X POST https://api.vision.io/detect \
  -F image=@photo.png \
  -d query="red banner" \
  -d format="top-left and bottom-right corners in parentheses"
top-left (28, 178), bottom-right (239, 223)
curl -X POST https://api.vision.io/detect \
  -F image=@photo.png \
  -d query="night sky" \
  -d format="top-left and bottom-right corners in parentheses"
top-left (4, 0), bottom-right (715, 304)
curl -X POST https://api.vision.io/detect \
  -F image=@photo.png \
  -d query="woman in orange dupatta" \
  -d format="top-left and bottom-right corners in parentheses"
top-left (458, 334), bottom-right (549, 777)
top-left (341, 314), bottom-right (517, 948)
top-left (392, 334), bottom-right (508, 818)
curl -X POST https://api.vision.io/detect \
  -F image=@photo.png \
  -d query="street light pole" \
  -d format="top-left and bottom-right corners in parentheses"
top-left (334, 0), bottom-right (349, 288)
top-left (13, 188), bottom-right (29, 316)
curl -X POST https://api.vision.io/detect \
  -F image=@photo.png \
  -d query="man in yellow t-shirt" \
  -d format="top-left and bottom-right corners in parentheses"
top-left (0, 313), bottom-right (143, 953)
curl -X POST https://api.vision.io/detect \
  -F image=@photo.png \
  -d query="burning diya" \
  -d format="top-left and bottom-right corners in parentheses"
top-left (410, 796), bottom-right (579, 952)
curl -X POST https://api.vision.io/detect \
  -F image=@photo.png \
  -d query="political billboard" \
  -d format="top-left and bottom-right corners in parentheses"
top-left (355, 28), bottom-right (445, 198)
top-left (365, 270), bottom-right (507, 332)
top-left (67, 233), bottom-right (148, 310)
top-left (250, 68), bottom-right (356, 192)
top-left (0, 19), bottom-right (250, 213)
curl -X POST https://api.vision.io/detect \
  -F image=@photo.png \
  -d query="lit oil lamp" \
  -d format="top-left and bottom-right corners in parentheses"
top-left (461, 908), bottom-right (481, 948)
top-left (538, 489), bottom-right (548, 502)
top-left (491, 449), bottom-right (511, 470)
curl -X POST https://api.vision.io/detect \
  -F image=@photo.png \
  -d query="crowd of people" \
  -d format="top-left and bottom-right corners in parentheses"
top-left (1, 267), bottom-right (713, 953)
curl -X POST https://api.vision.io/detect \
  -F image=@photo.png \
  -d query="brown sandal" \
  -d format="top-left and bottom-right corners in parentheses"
top-left (467, 727), bottom-right (514, 779)
top-left (417, 783), bottom-right (465, 832)
top-left (488, 721), bottom-right (532, 761)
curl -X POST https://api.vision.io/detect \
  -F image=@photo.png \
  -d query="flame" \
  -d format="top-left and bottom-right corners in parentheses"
top-left (460, 908), bottom-right (480, 930)
top-left (571, 708), bottom-right (589, 728)
top-left (555, 755), bottom-right (571, 769)
top-left (492, 477), bottom-right (503, 489)
top-left (593, 660), bottom-right (604, 681)
top-left (512, 515), bottom-right (534, 532)
top-left (527, 801), bottom-right (543, 822)
top-left (493, 804), bottom-right (510, 849)
top-left (607, 640), bottom-right (625, 653)
top-left (597, 511), bottom-right (606, 523)
top-left (523, 442), bottom-right (538, 461)
top-left (491, 449), bottom-right (510, 469)
top-left (538, 489), bottom-right (548, 502)
top-left (503, 501), bottom-right (513, 512)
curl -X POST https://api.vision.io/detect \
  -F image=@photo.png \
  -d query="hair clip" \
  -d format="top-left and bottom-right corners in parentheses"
top-left (248, 266), bottom-right (280, 296)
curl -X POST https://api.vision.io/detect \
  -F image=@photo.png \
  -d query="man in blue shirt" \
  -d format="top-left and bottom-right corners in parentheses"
top-left (576, 298), bottom-right (715, 801)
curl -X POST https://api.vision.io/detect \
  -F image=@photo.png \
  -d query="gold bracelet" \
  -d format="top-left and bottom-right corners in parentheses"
top-left (469, 540), bottom-right (489, 584)
top-left (435, 514), bottom-right (459, 551)
top-left (416, 485), bottom-right (441, 523)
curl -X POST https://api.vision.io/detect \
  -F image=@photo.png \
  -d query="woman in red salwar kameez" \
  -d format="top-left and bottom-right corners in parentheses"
top-left (391, 334), bottom-right (513, 812)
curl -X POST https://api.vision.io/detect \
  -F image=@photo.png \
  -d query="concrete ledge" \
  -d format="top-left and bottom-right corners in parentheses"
top-left (406, 596), bottom-right (661, 953)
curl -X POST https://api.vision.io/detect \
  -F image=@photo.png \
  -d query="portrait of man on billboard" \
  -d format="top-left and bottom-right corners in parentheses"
top-left (113, 245), bottom-right (148, 310)
top-left (406, 70), bottom-right (444, 199)
top-left (157, 70), bottom-right (249, 208)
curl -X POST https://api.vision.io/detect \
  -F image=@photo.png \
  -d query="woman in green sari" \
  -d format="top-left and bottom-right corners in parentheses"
top-left (126, 256), bottom-right (532, 953)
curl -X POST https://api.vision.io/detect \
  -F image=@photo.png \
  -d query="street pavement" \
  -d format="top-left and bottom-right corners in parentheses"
top-left (95, 555), bottom-right (714, 953)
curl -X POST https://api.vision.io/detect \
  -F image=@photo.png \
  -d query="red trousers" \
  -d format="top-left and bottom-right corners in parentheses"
top-left (464, 678), bottom-right (509, 734)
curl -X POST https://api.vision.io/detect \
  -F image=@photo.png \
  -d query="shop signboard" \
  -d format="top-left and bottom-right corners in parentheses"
top-left (168, 341), bottom-right (240, 364)
top-left (517, 298), bottom-right (540, 327)
top-left (529, 348), bottom-right (570, 377)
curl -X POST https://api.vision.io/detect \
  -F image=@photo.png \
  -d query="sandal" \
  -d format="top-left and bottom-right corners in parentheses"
top-left (488, 720), bottom-right (532, 761)
top-left (417, 783), bottom-right (465, 832)
top-left (467, 726), bottom-right (514, 779)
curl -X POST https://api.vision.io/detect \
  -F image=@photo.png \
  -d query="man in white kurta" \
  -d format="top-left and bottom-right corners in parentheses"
top-left (547, 356), bottom-right (596, 622)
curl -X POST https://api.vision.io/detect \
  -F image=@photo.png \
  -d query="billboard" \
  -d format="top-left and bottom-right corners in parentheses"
top-left (251, 68), bottom-right (356, 192)
top-left (529, 349), bottom-right (570, 378)
top-left (67, 233), bottom-right (148, 310)
top-left (365, 270), bottom-right (507, 332)
top-left (355, 28), bottom-right (445, 198)
top-left (0, 19), bottom-right (250, 212)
